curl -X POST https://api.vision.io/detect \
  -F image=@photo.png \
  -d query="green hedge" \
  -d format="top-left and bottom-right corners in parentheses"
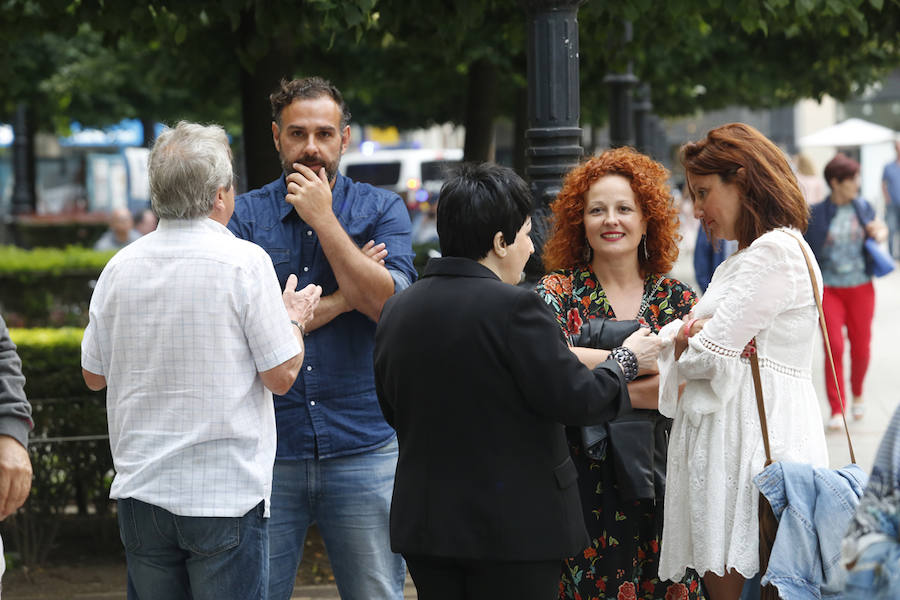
top-left (0, 245), bottom-right (115, 274)
top-left (1, 327), bottom-right (112, 566)
top-left (10, 328), bottom-right (92, 398)
top-left (0, 246), bottom-right (113, 328)
top-left (0, 242), bottom-right (440, 327)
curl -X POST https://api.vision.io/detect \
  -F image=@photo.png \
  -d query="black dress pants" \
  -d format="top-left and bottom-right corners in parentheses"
top-left (405, 554), bottom-right (560, 600)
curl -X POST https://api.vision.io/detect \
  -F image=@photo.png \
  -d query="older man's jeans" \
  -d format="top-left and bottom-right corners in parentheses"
top-left (268, 436), bottom-right (405, 600)
top-left (117, 497), bottom-right (268, 600)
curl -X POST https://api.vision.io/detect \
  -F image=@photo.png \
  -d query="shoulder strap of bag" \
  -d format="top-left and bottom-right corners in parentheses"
top-left (749, 351), bottom-right (773, 466)
top-left (751, 232), bottom-right (856, 465)
top-left (849, 197), bottom-right (873, 228)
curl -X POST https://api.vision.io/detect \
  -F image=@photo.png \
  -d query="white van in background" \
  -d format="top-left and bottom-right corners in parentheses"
top-left (339, 148), bottom-right (463, 211)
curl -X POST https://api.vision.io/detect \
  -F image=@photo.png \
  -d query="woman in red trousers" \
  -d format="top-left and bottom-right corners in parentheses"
top-left (805, 153), bottom-right (888, 430)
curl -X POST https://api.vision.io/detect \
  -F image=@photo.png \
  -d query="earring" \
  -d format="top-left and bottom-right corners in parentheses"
top-left (641, 235), bottom-right (649, 261)
top-left (582, 240), bottom-right (592, 264)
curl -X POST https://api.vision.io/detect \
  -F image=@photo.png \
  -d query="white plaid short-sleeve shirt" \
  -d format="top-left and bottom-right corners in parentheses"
top-left (82, 217), bottom-right (300, 517)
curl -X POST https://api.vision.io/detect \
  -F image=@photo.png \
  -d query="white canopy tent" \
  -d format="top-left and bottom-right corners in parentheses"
top-left (798, 118), bottom-right (895, 147)
top-left (798, 118), bottom-right (897, 209)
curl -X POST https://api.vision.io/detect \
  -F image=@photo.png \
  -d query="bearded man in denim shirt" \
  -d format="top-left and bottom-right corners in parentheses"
top-left (228, 77), bottom-right (416, 600)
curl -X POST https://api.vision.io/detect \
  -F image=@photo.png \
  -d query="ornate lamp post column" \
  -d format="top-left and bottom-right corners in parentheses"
top-left (633, 83), bottom-right (653, 155)
top-left (604, 21), bottom-right (637, 149)
top-left (521, 0), bottom-right (585, 281)
top-left (11, 103), bottom-right (35, 216)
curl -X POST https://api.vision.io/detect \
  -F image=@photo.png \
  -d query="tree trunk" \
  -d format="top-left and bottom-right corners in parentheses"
top-left (238, 17), bottom-right (295, 191)
top-left (141, 117), bottom-right (156, 148)
top-left (240, 66), bottom-right (286, 191)
top-left (462, 58), bottom-right (498, 163)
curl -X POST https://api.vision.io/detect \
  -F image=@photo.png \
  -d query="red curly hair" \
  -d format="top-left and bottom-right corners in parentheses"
top-left (542, 147), bottom-right (680, 276)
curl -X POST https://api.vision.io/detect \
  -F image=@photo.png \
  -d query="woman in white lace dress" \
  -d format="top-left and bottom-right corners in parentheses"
top-left (656, 123), bottom-right (830, 600)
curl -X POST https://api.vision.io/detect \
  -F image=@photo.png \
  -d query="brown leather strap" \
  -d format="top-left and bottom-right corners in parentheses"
top-left (751, 232), bottom-right (855, 465)
top-left (750, 349), bottom-right (773, 467)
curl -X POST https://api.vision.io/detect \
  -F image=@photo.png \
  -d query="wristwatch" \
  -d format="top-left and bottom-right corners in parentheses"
top-left (290, 320), bottom-right (305, 336)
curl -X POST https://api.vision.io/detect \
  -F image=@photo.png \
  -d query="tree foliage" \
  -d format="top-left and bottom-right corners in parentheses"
top-left (580, 0), bottom-right (900, 122)
top-left (3, 0), bottom-right (900, 174)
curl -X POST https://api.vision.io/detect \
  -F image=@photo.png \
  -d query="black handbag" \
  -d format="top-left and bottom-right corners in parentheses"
top-left (606, 409), bottom-right (670, 501)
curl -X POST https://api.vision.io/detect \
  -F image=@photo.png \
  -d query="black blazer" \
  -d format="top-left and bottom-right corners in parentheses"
top-left (374, 257), bottom-right (630, 561)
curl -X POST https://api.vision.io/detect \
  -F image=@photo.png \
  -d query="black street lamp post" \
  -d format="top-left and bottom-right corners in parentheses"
top-left (633, 83), bottom-right (653, 156)
top-left (11, 103), bottom-right (35, 217)
top-left (521, 0), bottom-right (585, 281)
top-left (4, 103), bottom-right (36, 245)
top-left (604, 21), bottom-right (637, 149)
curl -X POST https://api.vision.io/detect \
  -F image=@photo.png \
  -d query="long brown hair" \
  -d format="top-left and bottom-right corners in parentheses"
top-left (681, 123), bottom-right (808, 248)
top-left (542, 147), bottom-right (679, 275)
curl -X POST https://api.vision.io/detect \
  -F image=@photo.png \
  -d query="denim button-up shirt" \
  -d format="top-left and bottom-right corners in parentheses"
top-left (228, 173), bottom-right (416, 460)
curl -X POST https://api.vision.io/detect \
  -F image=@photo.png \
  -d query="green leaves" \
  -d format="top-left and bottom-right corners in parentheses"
top-left (795, 0), bottom-right (818, 14)
top-left (0, 245), bottom-right (114, 275)
top-left (579, 0), bottom-right (900, 123)
top-left (3, 0), bottom-right (900, 167)
top-left (173, 23), bottom-right (187, 44)
top-left (8, 327), bottom-right (85, 348)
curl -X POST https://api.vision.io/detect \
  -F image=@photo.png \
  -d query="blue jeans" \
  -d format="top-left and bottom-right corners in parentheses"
top-left (117, 497), bottom-right (268, 600)
top-left (268, 436), bottom-right (405, 600)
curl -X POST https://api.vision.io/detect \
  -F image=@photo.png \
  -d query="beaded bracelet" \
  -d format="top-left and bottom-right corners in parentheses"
top-left (611, 346), bottom-right (639, 382)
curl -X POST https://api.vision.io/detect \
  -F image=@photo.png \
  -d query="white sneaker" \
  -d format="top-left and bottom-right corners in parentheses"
top-left (827, 414), bottom-right (844, 431)
top-left (852, 398), bottom-right (865, 421)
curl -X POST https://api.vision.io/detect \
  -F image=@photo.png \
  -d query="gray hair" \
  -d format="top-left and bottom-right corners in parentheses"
top-left (149, 121), bottom-right (233, 220)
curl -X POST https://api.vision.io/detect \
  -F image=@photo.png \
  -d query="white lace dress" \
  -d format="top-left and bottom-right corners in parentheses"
top-left (656, 227), bottom-right (830, 581)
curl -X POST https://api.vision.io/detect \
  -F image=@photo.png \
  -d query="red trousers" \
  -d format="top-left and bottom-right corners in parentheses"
top-left (822, 282), bottom-right (875, 416)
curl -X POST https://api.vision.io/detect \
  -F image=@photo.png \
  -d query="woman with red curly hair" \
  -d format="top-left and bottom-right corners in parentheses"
top-left (535, 147), bottom-right (702, 600)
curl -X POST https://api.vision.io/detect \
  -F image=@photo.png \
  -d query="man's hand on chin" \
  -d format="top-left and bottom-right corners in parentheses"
top-left (285, 164), bottom-right (334, 226)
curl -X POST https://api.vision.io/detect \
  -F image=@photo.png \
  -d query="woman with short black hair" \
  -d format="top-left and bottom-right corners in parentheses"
top-left (374, 162), bottom-right (661, 600)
